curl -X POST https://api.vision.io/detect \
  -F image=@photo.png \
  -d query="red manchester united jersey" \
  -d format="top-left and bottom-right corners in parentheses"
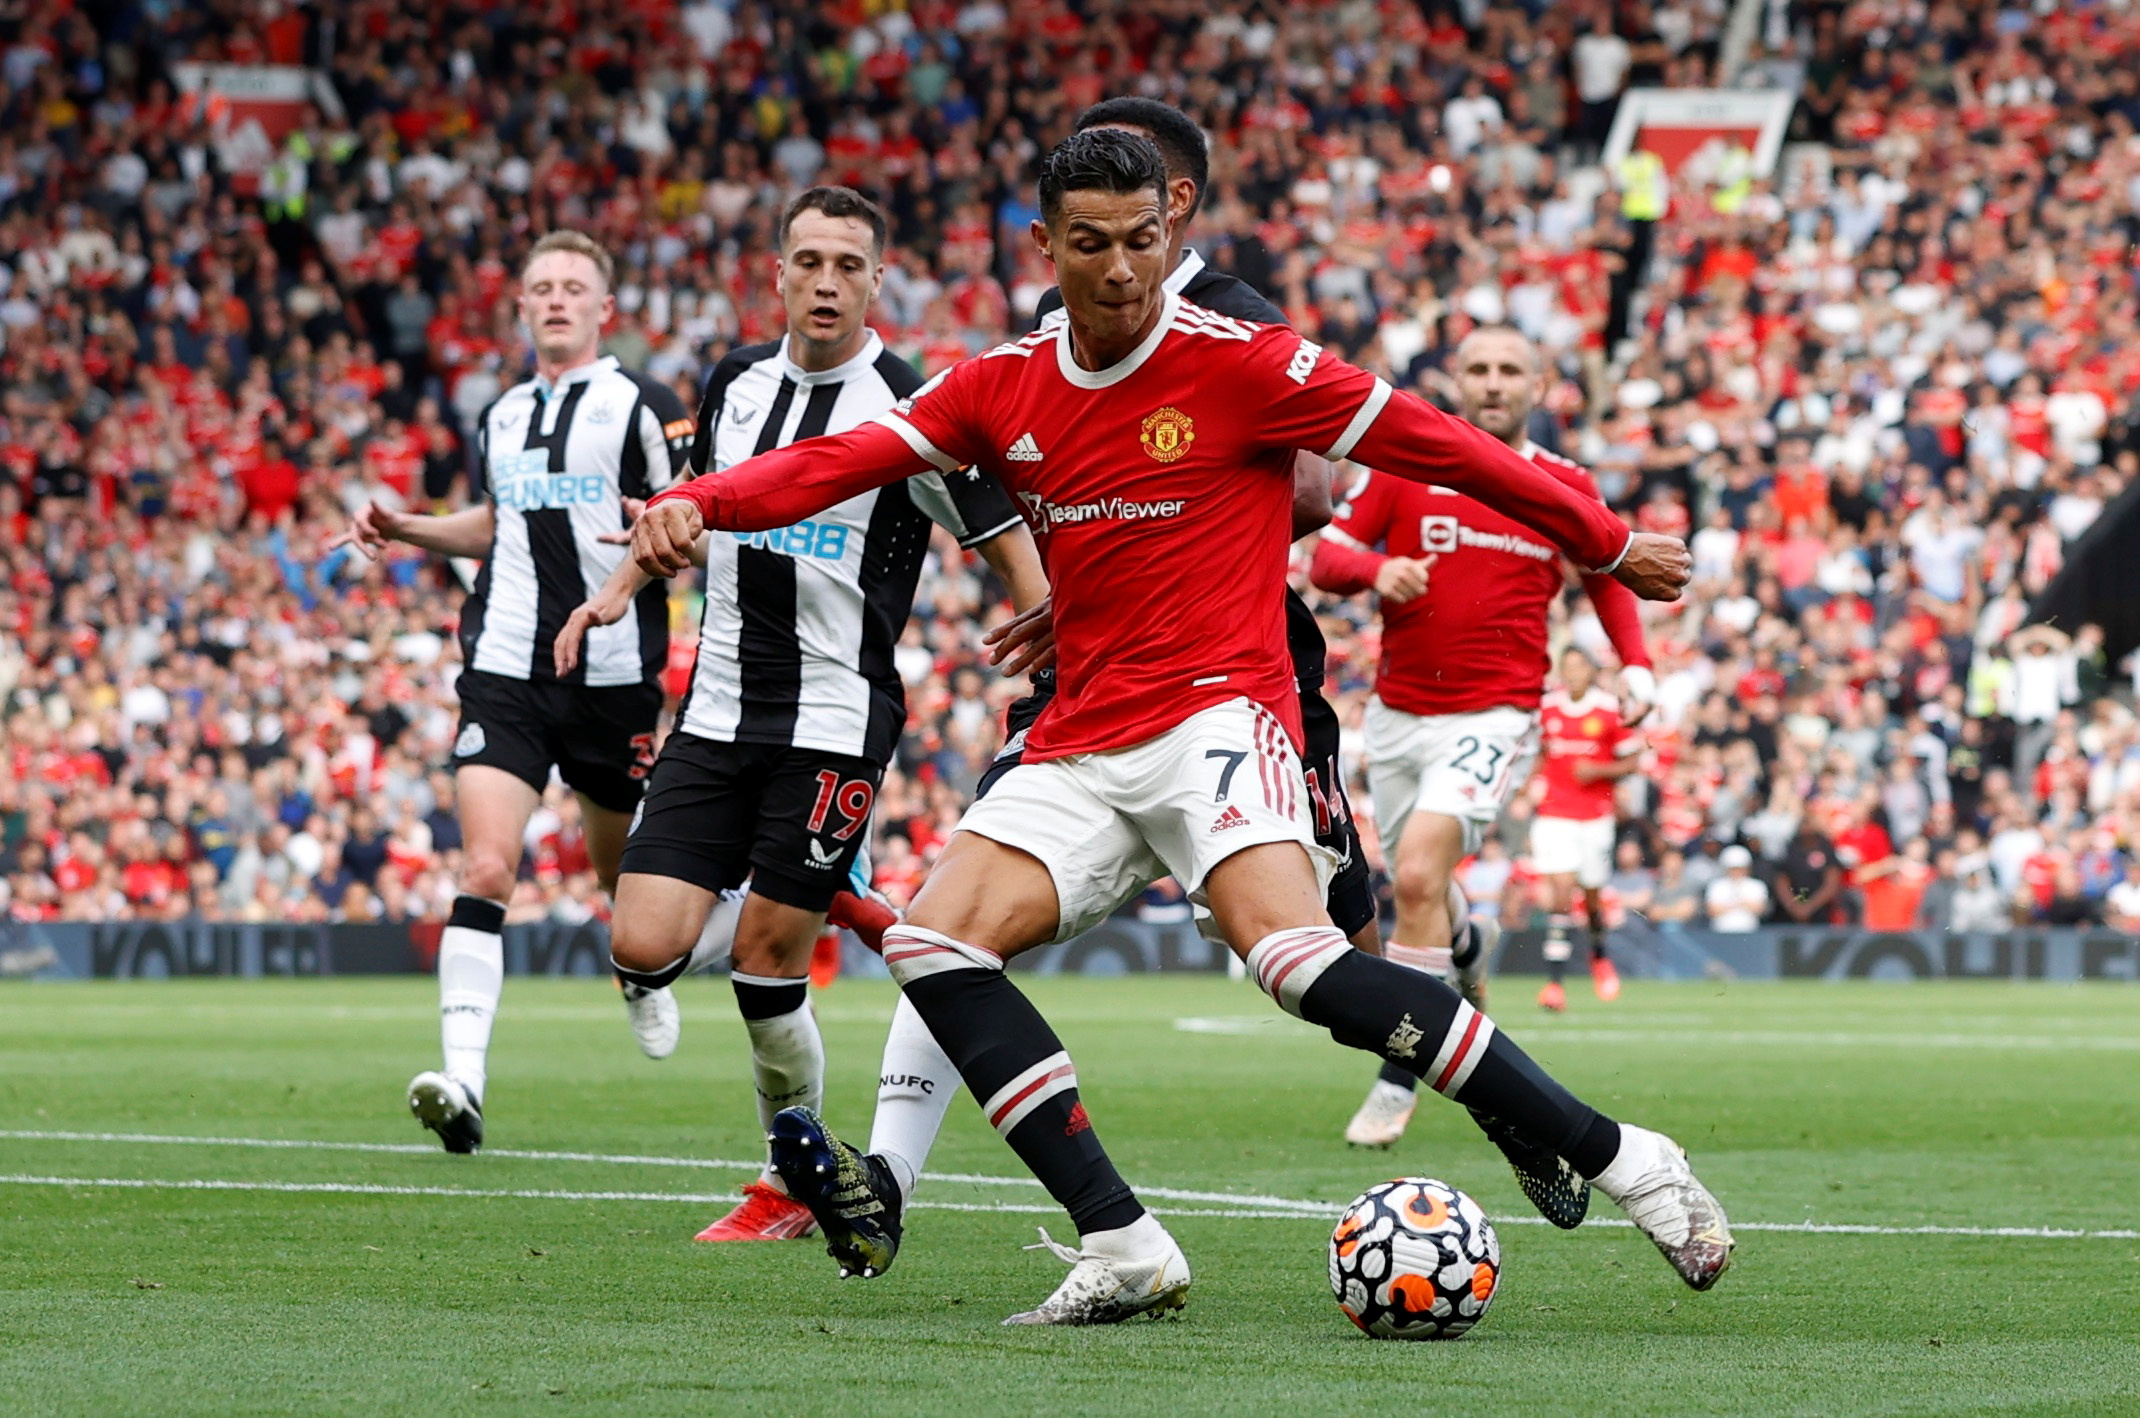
top-left (1313, 446), bottom-right (1646, 715)
top-left (657, 291), bottom-right (1632, 761)
top-left (1535, 688), bottom-right (1639, 821)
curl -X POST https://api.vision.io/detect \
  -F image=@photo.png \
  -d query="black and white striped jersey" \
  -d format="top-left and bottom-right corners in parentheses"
top-left (463, 357), bottom-right (693, 687)
top-left (680, 331), bottom-right (1022, 763)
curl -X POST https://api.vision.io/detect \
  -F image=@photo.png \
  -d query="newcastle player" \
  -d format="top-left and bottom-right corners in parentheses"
top-left (330, 231), bottom-right (692, 1153)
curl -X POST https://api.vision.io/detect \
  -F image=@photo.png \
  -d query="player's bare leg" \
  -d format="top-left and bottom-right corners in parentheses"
top-left (1209, 841), bottom-right (1730, 1286)
top-left (409, 765), bottom-right (539, 1153)
top-left (611, 876), bottom-right (826, 1240)
top-left (608, 872), bottom-right (720, 1059)
top-left (576, 793), bottom-right (633, 895)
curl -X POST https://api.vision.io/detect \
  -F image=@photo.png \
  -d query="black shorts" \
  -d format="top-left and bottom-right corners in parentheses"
top-left (978, 671), bottom-right (1377, 938)
top-left (451, 670), bottom-right (660, 814)
top-left (617, 732), bottom-right (881, 912)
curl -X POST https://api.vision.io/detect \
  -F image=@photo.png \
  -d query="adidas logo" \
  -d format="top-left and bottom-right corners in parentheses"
top-left (1005, 432), bottom-right (1044, 462)
top-left (1210, 805), bottom-right (1250, 834)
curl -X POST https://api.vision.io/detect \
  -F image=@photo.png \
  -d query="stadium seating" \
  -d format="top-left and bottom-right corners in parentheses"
top-left (2, 0), bottom-right (2136, 934)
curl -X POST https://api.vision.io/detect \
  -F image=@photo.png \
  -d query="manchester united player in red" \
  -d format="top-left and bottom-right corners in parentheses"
top-left (1532, 646), bottom-right (1644, 1010)
top-left (1311, 325), bottom-right (1653, 1147)
top-left (631, 131), bottom-right (1731, 1323)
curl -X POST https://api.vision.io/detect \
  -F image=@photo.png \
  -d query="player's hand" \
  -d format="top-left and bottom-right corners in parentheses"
top-left (984, 596), bottom-right (1056, 677)
top-left (554, 589), bottom-right (633, 677)
top-left (632, 499), bottom-right (703, 578)
top-left (596, 496), bottom-right (647, 545)
top-left (1374, 555), bottom-right (1434, 603)
top-left (1610, 534), bottom-right (1691, 602)
top-left (1619, 664), bottom-right (1657, 729)
top-left (322, 501), bottom-right (401, 560)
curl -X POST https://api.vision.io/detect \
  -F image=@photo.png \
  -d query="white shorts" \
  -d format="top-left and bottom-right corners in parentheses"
top-left (954, 697), bottom-right (1337, 942)
top-left (1529, 814), bottom-right (1615, 889)
top-left (1364, 698), bottom-right (1538, 855)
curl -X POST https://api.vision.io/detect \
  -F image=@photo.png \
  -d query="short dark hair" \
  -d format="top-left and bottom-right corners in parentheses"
top-left (1074, 98), bottom-right (1210, 220)
top-left (779, 185), bottom-right (888, 257)
top-left (1037, 128), bottom-right (1168, 226)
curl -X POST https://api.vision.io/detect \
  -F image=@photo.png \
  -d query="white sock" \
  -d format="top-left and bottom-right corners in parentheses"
top-left (683, 889), bottom-right (745, 975)
top-left (734, 972), bottom-right (823, 1191)
top-left (1081, 1209), bottom-right (1171, 1260)
top-left (1384, 940), bottom-right (1454, 978)
top-left (438, 899), bottom-right (507, 1105)
top-left (866, 990), bottom-right (960, 1202)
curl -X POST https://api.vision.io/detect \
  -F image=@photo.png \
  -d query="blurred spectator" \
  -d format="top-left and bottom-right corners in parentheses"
top-left (5, 0), bottom-right (2139, 935)
top-left (1704, 846), bottom-right (1771, 932)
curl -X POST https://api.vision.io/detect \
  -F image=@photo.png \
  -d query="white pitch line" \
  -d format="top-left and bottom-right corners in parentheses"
top-left (0, 1129), bottom-right (1336, 1214)
top-left (0, 1174), bottom-right (1312, 1220)
top-left (1, 1174), bottom-right (2131, 1239)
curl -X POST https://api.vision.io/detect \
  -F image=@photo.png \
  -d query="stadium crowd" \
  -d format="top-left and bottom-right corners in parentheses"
top-left (4, 0), bottom-right (2140, 939)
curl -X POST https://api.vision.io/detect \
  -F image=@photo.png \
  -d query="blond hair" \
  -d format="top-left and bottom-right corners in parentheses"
top-left (523, 230), bottom-right (614, 290)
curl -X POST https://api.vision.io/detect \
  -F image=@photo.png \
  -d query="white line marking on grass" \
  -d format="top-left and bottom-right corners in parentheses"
top-left (0, 1130), bottom-right (1336, 1214)
top-left (1174, 1017), bottom-right (2140, 1051)
top-left (0, 1174), bottom-right (1312, 1220)
top-left (0, 1173), bottom-right (2132, 1239)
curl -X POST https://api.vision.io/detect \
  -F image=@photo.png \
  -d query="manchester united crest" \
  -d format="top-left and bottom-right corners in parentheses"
top-left (1140, 406), bottom-right (1195, 462)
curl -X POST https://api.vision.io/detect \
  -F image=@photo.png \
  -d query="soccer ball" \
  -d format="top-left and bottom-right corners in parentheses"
top-left (1328, 1177), bottom-right (1500, 1340)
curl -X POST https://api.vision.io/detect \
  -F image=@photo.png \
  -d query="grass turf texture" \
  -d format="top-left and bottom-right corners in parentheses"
top-left (2, 978), bottom-right (2137, 1418)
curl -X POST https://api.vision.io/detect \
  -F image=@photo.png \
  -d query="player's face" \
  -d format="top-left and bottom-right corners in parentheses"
top-left (1453, 330), bottom-right (1542, 444)
top-left (1034, 187), bottom-right (1171, 351)
top-left (777, 211), bottom-right (883, 351)
top-left (519, 252), bottom-right (613, 366)
top-left (1560, 651), bottom-right (1595, 698)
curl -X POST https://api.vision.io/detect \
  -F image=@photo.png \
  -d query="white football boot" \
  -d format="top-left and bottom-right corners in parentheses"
top-left (621, 983), bottom-right (680, 1060)
top-left (1343, 1078), bottom-right (1419, 1147)
top-left (1002, 1226), bottom-right (1192, 1325)
top-left (1590, 1124), bottom-right (1735, 1289)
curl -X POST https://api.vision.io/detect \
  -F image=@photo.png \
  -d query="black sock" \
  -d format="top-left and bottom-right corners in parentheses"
top-left (1298, 951), bottom-right (1620, 1175)
top-left (732, 975), bottom-right (808, 1019)
top-left (1590, 935), bottom-right (1611, 964)
top-left (900, 968), bottom-right (1143, 1234)
top-left (1377, 1058), bottom-right (1421, 1093)
top-left (1545, 916), bottom-right (1573, 986)
top-left (611, 954), bottom-right (690, 992)
top-left (1449, 919), bottom-right (1481, 971)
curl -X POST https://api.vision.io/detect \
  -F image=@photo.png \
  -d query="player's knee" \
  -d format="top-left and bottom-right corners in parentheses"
top-left (608, 914), bottom-right (688, 974)
top-left (1391, 845), bottom-right (1450, 912)
top-left (459, 852), bottom-right (517, 906)
top-left (730, 912), bottom-right (819, 976)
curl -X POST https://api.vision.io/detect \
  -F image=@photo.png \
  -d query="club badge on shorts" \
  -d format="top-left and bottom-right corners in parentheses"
top-left (455, 723), bottom-right (486, 758)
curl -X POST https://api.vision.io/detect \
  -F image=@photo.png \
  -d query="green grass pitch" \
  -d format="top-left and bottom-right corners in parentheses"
top-left (2, 976), bottom-right (2137, 1417)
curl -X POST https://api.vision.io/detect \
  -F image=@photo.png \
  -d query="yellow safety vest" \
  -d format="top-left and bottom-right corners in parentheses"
top-left (1619, 150), bottom-right (1666, 221)
top-left (1712, 144), bottom-right (1754, 215)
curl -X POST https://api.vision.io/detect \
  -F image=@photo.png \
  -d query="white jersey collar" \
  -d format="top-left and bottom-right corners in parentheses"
top-left (534, 354), bottom-right (618, 397)
top-left (779, 330), bottom-right (885, 387)
top-left (1055, 288), bottom-right (1180, 390)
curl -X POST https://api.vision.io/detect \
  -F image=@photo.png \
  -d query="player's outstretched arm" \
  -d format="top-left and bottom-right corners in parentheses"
top-left (556, 555), bottom-right (658, 677)
top-left (1340, 385), bottom-right (1688, 601)
top-left (324, 502), bottom-right (495, 560)
top-left (643, 420), bottom-right (935, 559)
